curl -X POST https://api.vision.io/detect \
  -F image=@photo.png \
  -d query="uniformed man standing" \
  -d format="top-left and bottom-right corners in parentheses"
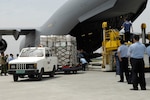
top-left (121, 18), bottom-right (133, 42)
top-left (128, 35), bottom-right (146, 90)
top-left (0, 52), bottom-right (8, 76)
top-left (117, 40), bottom-right (130, 83)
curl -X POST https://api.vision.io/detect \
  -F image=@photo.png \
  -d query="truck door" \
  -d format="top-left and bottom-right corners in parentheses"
top-left (44, 50), bottom-right (52, 71)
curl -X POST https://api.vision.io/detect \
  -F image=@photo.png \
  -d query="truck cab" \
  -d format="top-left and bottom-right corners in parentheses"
top-left (8, 47), bottom-right (58, 81)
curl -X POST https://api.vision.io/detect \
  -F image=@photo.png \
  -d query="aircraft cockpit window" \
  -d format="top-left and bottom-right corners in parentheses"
top-left (20, 49), bottom-right (44, 57)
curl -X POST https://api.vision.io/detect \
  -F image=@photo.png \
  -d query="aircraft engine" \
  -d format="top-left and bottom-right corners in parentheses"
top-left (0, 39), bottom-right (7, 53)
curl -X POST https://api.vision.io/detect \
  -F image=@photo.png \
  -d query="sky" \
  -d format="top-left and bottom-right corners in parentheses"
top-left (0, 0), bottom-right (67, 57)
top-left (0, 0), bottom-right (67, 28)
top-left (0, 0), bottom-right (150, 56)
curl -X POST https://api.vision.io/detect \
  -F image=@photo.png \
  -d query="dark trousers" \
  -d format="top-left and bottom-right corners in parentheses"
top-left (119, 57), bottom-right (130, 82)
top-left (125, 32), bottom-right (130, 42)
top-left (1, 64), bottom-right (7, 75)
top-left (82, 63), bottom-right (87, 71)
top-left (130, 58), bottom-right (146, 89)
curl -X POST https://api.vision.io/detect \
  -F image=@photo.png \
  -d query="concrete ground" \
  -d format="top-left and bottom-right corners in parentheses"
top-left (0, 70), bottom-right (149, 100)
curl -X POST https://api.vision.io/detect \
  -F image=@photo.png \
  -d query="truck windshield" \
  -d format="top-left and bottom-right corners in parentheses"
top-left (20, 49), bottom-right (44, 57)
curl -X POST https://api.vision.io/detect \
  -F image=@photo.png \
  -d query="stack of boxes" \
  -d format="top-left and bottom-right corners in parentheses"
top-left (40, 35), bottom-right (77, 68)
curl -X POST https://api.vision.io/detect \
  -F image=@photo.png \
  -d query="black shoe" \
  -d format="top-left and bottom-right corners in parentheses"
top-left (141, 88), bottom-right (146, 90)
top-left (118, 80), bottom-right (124, 82)
top-left (128, 82), bottom-right (132, 84)
top-left (130, 88), bottom-right (138, 90)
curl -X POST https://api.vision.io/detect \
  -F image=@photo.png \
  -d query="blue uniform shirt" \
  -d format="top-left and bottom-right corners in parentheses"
top-left (122, 21), bottom-right (132, 32)
top-left (117, 44), bottom-right (128, 58)
top-left (80, 58), bottom-right (87, 64)
top-left (128, 42), bottom-right (146, 58)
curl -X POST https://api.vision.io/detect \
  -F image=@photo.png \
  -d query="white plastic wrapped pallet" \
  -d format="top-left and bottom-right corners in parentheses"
top-left (40, 35), bottom-right (77, 67)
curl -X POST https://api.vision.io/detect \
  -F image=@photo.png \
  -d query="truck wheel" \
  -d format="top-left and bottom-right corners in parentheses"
top-left (50, 66), bottom-right (56, 77)
top-left (13, 74), bottom-right (18, 82)
top-left (37, 69), bottom-right (43, 81)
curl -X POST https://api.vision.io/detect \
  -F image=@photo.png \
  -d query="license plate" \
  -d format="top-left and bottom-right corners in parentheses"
top-left (16, 70), bottom-right (25, 74)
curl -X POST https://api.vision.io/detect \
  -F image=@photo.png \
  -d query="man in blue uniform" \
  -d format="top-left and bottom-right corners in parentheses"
top-left (80, 58), bottom-right (87, 71)
top-left (121, 18), bottom-right (133, 42)
top-left (117, 40), bottom-right (130, 83)
top-left (128, 35), bottom-right (146, 90)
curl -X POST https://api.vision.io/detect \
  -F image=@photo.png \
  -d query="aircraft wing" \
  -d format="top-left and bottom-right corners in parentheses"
top-left (0, 29), bottom-right (35, 40)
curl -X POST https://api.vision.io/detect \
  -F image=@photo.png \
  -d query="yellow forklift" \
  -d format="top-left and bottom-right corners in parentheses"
top-left (101, 22), bottom-right (121, 71)
top-left (101, 22), bottom-right (150, 71)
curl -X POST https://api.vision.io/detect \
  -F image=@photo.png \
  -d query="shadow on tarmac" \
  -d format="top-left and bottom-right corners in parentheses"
top-left (55, 71), bottom-right (86, 75)
top-left (12, 71), bottom-right (85, 82)
top-left (13, 75), bottom-right (62, 82)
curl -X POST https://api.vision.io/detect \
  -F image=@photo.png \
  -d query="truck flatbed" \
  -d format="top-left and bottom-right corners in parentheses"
top-left (57, 65), bottom-right (82, 74)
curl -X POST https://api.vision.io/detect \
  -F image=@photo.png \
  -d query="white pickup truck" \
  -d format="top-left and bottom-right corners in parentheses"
top-left (8, 47), bottom-right (58, 81)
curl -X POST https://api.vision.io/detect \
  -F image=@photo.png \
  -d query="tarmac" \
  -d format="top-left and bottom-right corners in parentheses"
top-left (0, 68), bottom-right (149, 100)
